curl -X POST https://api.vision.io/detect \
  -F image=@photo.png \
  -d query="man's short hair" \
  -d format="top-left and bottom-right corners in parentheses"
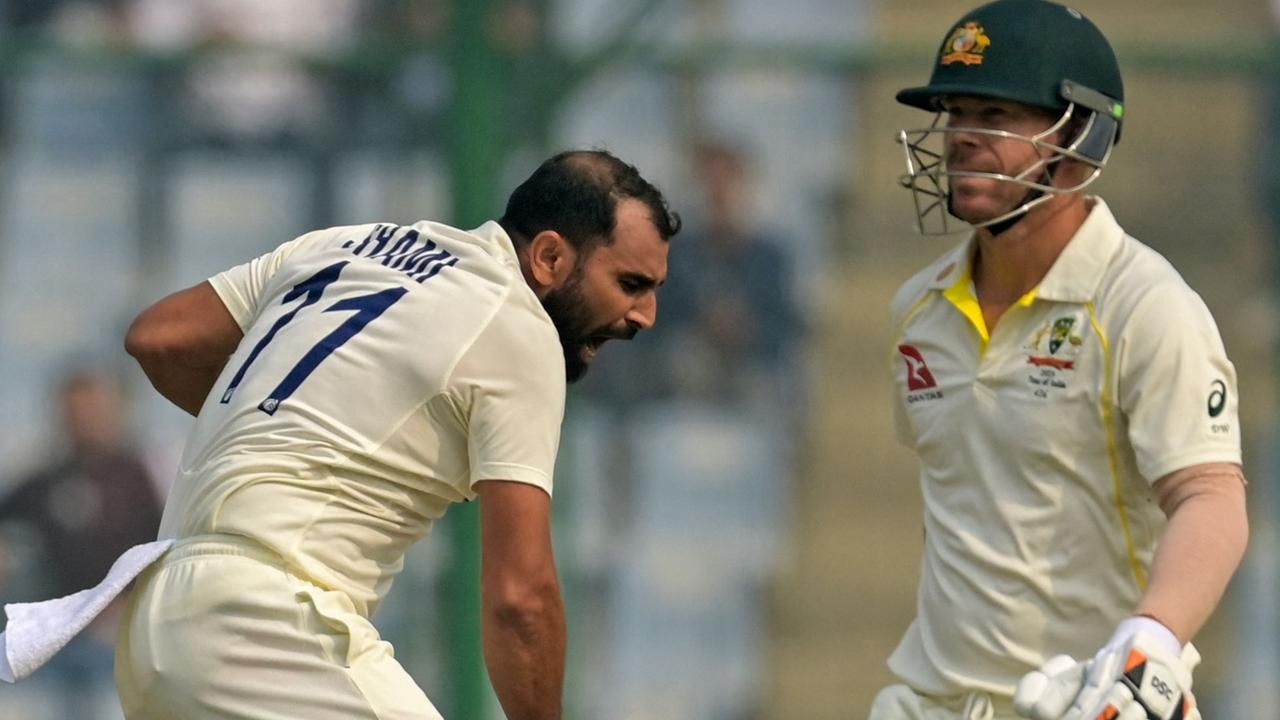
top-left (499, 150), bottom-right (681, 251)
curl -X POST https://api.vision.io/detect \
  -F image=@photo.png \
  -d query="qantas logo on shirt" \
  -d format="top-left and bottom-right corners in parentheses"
top-left (898, 345), bottom-right (938, 391)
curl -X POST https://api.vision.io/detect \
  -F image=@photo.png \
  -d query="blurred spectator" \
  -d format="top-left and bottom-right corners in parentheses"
top-left (570, 138), bottom-right (805, 719)
top-left (582, 138), bottom-right (804, 415)
top-left (0, 368), bottom-right (162, 720)
top-left (123, 0), bottom-right (365, 148)
top-left (657, 138), bottom-right (804, 412)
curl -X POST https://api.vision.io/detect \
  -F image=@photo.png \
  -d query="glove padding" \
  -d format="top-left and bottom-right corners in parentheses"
top-left (1014, 654), bottom-right (1088, 719)
top-left (1014, 632), bottom-right (1201, 720)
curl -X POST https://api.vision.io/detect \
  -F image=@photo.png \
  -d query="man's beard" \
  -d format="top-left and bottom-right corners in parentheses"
top-left (540, 268), bottom-right (601, 383)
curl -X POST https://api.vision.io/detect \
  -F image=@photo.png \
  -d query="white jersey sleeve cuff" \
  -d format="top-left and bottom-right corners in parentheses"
top-left (471, 462), bottom-right (553, 497)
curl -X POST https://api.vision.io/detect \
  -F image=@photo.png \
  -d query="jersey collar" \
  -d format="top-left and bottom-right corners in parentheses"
top-left (924, 238), bottom-right (975, 292)
top-left (924, 196), bottom-right (1124, 304)
top-left (1033, 198), bottom-right (1125, 303)
top-left (472, 220), bottom-right (521, 266)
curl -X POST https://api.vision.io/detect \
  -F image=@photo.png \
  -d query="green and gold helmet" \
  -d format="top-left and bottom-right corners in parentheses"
top-left (895, 0), bottom-right (1125, 235)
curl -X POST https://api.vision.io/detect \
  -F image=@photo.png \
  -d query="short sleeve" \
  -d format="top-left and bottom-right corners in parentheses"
top-left (451, 290), bottom-right (566, 497)
top-left (891, 347), bottom-right (915, 448)
top-left (889, 279), bottom-right (931, 450)
top-left (1116, 283), bottom-right (1242, 482)
top-left (207, 229), bottom-right (339, 329)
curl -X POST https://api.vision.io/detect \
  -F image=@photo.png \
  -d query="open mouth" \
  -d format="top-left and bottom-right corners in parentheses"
top-left (582, 336), bottom-right (608, 359)
top-left (579, 327), bottom-right (637, 361)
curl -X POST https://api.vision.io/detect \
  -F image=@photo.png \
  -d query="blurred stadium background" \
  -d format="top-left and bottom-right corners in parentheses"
top-left (0, 1), bottom-right (1275, 718)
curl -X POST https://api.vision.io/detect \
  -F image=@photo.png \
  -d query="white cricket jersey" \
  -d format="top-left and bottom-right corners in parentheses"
top-left (887, 199), bottom-right (1241, 696)
top-left (159, 220), bottom-right (566, 616)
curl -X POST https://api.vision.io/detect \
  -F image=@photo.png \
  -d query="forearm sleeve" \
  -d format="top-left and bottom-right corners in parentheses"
top-left (1137, 463), bottom-right (1248, 642)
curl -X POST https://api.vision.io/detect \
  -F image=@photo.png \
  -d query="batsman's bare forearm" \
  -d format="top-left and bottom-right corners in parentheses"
top-left (482, 578), bottom-right (566, 720)
top-left (125, 281), bottom-right (243, 416)
top-left (1138, 463), bottom-right (1248, 643)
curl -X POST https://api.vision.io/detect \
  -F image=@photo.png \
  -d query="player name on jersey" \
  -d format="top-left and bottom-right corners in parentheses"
top-left (343, 223), bottom-right (460, 283)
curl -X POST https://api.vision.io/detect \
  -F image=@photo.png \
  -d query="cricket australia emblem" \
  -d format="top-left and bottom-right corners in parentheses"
top-left (940, 22), bottom-right (991, 66)
top-left (1023, 314), bottom-right (1085, 398)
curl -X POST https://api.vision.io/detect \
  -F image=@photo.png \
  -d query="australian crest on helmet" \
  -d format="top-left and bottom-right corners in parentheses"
top-left (941, 21), bottom-right (991, 66)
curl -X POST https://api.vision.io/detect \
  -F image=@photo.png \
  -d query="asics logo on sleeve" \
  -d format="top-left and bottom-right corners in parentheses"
top-left (1207, 379), bottom-right (1227, 418)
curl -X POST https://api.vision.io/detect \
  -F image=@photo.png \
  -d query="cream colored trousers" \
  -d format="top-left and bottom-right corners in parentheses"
top-left (869, 684), bottom-right (1019, 720)
top-left (115, 537), bottom-right (443, 720)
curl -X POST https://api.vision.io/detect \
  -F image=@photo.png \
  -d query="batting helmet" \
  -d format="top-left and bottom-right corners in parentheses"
top-left (895, 0), bottom-right (1126, 235)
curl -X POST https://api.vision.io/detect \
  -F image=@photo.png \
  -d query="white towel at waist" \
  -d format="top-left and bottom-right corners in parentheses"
top-left (0, 538), bottom-right (174, 683)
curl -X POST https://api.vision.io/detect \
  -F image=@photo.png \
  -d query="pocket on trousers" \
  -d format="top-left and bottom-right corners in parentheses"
top-left (296, 586), bottom-right (376, 668)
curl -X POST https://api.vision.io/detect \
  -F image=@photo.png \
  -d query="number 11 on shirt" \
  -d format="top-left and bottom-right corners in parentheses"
top-left (221, 261), bottom-right (408, 415)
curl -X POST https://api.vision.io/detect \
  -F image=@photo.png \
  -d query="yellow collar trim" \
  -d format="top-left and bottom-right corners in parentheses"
top-left (941, 268), bottom-right (1038, 345)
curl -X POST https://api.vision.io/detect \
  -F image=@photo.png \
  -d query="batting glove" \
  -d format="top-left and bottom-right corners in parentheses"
top-left (1013, 654), bottom-right (1089, 720)
top-left (1064, 630), bottom-right (1200, 720)
top-left (1014, 615), bottom-right (1202, 720)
